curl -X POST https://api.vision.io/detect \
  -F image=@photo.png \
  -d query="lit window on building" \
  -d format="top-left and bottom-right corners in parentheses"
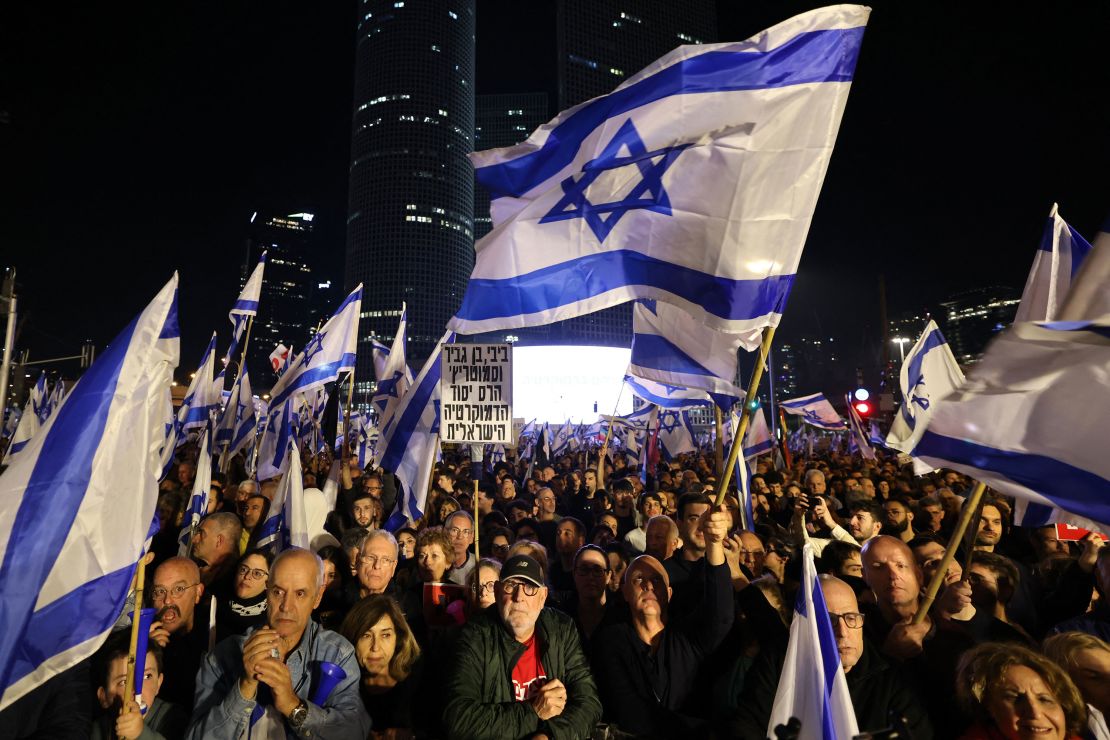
top-left (431, 44), bottom-right (440, 52)
top-left (609, 68), bottom-right (624, 77)
top-left (448, 10), bottom-right (457, 19)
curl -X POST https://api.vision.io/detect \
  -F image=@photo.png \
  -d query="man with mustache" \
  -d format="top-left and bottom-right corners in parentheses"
top-left (148, 556), bottom-right (208, 711)
top-left (443, 554), bottom-right (602, 739)
top-left (187, 547), bottom-right (369, 739)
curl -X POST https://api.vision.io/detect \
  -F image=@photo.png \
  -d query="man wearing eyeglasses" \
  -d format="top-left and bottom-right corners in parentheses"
top-left (148, 556), bottom-right (208, 711)
top-left (443, 554), bottom-right (602, 740)
top-left (445, 511), bottom-right (477, 587)
top-left (732, 575), bottom-right (932, 738)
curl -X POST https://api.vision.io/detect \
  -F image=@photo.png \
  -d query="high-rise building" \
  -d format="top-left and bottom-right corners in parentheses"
top-left (938, 287), bottom-right (1021, 365)
top-left (345, 0), bottom-right (476, 376)
top-left (242, 212), bottom-right (320, 389)
top-left (774, 343), bottom-right (799, 400)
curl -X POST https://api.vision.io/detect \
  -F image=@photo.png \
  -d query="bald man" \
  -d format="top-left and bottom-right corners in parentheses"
top-left (148, 556), bottom-right (207, 710)
top-left (188, 548), bottom-right (369, 739)
top-left (732, 575), bottom-right (933, 737)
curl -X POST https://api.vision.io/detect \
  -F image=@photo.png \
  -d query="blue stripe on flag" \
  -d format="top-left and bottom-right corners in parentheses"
top-left (476, 27), bottom-right (866, 198)
top-left (780, 394), bottom-right (822, 408)
top-left (915, 430), bottom-right (1110, 524)
top-left (379, 369), bottom-right (440, 472)
top-left (811, 577), bottom-right (842, 740)
top-left (159, 291), bottom-right (180, 339)
top-left (270, 354), bottom-right (357, 408)
top-left (230, 299), bottom-right (259, 313)
top-left (632, 333), bottom-right (717, 378)
top-left (5, 564), bottom-right (135, 687)
top-left (0, 315), bottom-right (138, 691)
top-left (453, 249), bottom-right (794, 323)
top-left (1066, 225), bottom-right (1094, 280)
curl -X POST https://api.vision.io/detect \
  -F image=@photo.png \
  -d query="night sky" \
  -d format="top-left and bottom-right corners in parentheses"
top-left (4, 1), bottom-right (1108, 384)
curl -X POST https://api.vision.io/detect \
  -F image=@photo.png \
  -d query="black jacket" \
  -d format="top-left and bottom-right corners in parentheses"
top-left (731, 638), bottom-right (934, 739)
top-left (443, 606), bottom-right (602, 740)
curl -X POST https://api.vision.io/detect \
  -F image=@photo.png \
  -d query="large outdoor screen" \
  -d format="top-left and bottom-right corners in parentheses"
top-left (511, 345), bottom-right (634, 423)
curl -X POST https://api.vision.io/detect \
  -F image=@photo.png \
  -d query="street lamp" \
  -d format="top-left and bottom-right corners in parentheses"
top-left (892, 336), bottom-right (909, 363)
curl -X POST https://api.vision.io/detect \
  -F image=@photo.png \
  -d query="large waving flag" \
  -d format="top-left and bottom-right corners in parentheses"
top-left (1059, 211), bottom-right (1110, 320)
top-left (215, 367), bottom-right (255, 462)
top-left (0, 276), bottom-right (179, 710)
top-left (885, 320), bottom-right (964, 473)
top-left (256, 398), bottom-right (295, 481)
top-left (781, 393), bottom-right (847, 431)
top-left (224, 251), bottom-right (267, 364)
top-left (268, 285), bottom-right (362, 409)
top-left (629, 300), bottom-right (747, 402)
top-left (624, 375), bottom-right (713, 410)
top-left (913, 319), bottom-right (1110, 532)
top-left (1014, 204), bottom-right (1093, 323)
top-left (768, 544), bottom-right (859, 739)
top-left (656, 409), bottom-right (697, 459)
top-left (381, 331), bottom-right (454, 529)
top-left (372, 306), bottom-right (413, 438)
top-left (448, 6), bottom-right (869, 336)
top-left (177, 333), bottom-right (220, 441)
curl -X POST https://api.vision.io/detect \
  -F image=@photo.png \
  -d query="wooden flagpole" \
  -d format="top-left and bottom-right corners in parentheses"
top-left (912, 481), bottom-right (987, 624)
top-left (341, 370), bottom-right (356, 463)
top-left (596, 380), bottom-right (626, 490)
top-left (714, 327), bottom-right (776, 507)
top-left (122, 554), bottom-right (149, 713)
top-left (714, 406), bottom-right (724, 479)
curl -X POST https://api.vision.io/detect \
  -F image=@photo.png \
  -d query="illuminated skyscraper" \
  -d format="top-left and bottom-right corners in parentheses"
top-left (345, 0), bottom-right (476, 379)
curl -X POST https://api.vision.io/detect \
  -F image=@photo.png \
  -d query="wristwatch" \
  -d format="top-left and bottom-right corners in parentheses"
top-left (288, 701), bottom-right (308, 729)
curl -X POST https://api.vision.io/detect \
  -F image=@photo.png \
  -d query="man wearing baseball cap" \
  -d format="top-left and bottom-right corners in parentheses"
top-left (443, 554), bottom-right (602, 739)
top-left (591, 503), bottom-right (734, 736)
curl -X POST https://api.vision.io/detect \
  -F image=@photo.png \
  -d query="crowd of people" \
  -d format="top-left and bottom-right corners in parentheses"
top-left (6, 439), bottom-right (1110, 740)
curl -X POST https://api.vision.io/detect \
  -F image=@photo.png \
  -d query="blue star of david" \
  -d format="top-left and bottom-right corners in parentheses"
top-left (910, 374), bottom-right (930, 411)
top-left (302, 330), bottom-right (327, 365)
top-left (658, 411), bottom-right (682, 434)
top-left (430, 399), bottom-right (442, 434)
top-left (802, 409), bottom-right (822, 423)
top-left (540, 119), bottom-right (691, 242)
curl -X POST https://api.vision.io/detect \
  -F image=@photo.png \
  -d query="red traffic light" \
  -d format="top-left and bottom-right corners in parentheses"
top-left (853, 401), bottom-right (872, 417)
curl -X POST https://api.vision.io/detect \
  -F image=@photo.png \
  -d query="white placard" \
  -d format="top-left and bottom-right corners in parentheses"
top-left (440, 344), bottom-right (513, 444)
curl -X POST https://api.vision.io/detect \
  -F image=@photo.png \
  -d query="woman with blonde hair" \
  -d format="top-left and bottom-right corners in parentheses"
top-left (340, 595), bottom-right (422, 737)
top-left (1043, 631), bottom-right (1110, 736)
top-left (956, 642), bottom-right (1087, 740)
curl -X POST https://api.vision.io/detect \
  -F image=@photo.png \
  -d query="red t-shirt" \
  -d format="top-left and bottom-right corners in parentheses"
top-left (511, 634), bottom-right (547, 702)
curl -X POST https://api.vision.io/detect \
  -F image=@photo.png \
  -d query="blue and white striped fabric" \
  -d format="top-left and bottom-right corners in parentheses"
top-left (0, 276), bottom-right (179, 711)
top-left (40, 380), bottom-right (67, 425)
top-left (372, 306), bottom-right (413, 439)
top-left (1, 375), bottom-right (46, 465)
top-left (737, 407), bottom-right (775, 460)
top-left (256, 398), bottom-right (296, 481)
top-left (224, 252), bottom-right (266, 365)
top-left (1057, 211), bottom-right (1109, 318)
top-left (781, 393), bottom-right (847, 431)
top-left (736, 451), bottom-right (755, 533)
top-left (551, 420), bottom-right (574, 456)
top-left (269, 285), bottom-right (362, 409)
top-left (0, 407), bottom-right (18, 443)
top-left (845, 395), bottom-right (876, 461)
top-left (177, 333), bottom-right (220, 442)
top-left (768, 544), bottom-right (859, 739)
top-left (215, 367), bottom-right (255, 460)
top-left (381, 331), bottom-right (454, 529)
top-left (177, 429), bottom-right (213, 555)
top-left (624, 374), bottom-right (714, 410)
top-left (913, 319), bottom-right (1110, 532)
top-left (885, 320), bottom-right (964, 474)
top-left (30, 374), bottom-right (49, 426)
top-left (256, 438), bottom-right (305, 553)
top-left (1014, 204), bottom-right (1093, 323)
top-left (448, 6), bottom-right (869, 336)
top-left (629, 300), bottom-right (747, 402)
top-left (656, 409), bottom-right (696, 460)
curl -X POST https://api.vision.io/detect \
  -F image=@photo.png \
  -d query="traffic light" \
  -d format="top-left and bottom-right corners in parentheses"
top-left (852, 399), bottom-right (872, 417)
top-left (746, 396), bottom-right (761, 412)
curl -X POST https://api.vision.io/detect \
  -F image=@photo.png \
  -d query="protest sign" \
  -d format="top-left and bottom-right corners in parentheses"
top-left (440, 344), bottom-right (512, 444)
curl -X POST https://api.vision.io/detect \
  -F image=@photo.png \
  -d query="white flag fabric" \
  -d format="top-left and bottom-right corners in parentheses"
top-left (656, 408), bottom-right (697, 460)
top-left (448, 6), bottom-right (868, 336)
top-left (1, 375), bottom-right (46, 465)
top-left (256, 398), bottom-right (295, 482)
top-left (256, 439), bottom-right (305, 553)
top-left (372, 305), bottom-right (413, 439)
top-left (177, 429), bottom-right (213, 555)
top-left (215, 367), bottom-right (256, 462)
top-left (177, 333), bottom-right (220, 440)
top-left (269, 285), bottom-right (362, 409)
top-left (381, 331), bottom-right (454, 529)
top-left (780, 393), bottom-right (847, 431)
top-left (224, 252), bottom-right (267, 365)
top-left (0, 276), bottom-right (179, 710)
top-left (1058, 210), bottom-right (1110, 322)
top-left (913, 319), bottom-right (1110, 532)
top-left (551, 420), bottom-right (574, 456)
top-left (768, 544), bottom-right (859, 739)
top-left (885, 320), bottom-right (964, 474)
top-left (1014, 204), bottom-right (1093, 323)
top-left (629, 300), bottom-right (747, 401)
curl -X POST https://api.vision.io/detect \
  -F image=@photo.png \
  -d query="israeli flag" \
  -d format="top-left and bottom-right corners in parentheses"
top-left (177, 333), bottom-right (220, 441)
top-left (624, 374), bottom-right (713, 410)
top-left (177, 429), bottom-right (213, 555)
top-left (845, 395), bottom-right (876, 461)
top-left (224, 252), bottom-right (266, 363)
top-left (656, 409), bottom-right (697, 459)
top-left (269, 284), bottom-right (362, 409)
top-left (551, 420), bottom-right (574, 456)
top-left (1057, 211), bottom-right (1109, 319)
top-left (885, 321), bottom-right (964, 472)
top-left (726, 407), bottom-right (775, 460)
top-left (29, 374), bottom-right (49, 425)
top-left (2, 377), bottom-right (46, 465)
top-left (781, 393), bottom-right (847, 431)
top-left (40, 380), bottom-right (67, 425)
top-left (736, 450), bottom-right (755, 533)
top-left (913, 319), bottom-right (1110, 532)
top-left (381, 331), bottom-right (455, 529)
top-left (256, 397), bottom-right (295, 481)
top-left (603, 405), bottom-right (656, 432)
top-left (372, 305), bottom-right (413, 438)
top-left (629, 300), bottom-right (747, 401)
top-left (215, 367), bottom-right (255, 460)
top-left (1014, 204), bottom-right (1093, 323)
top-left (448, 7), bottom-right (868, 336)
top-left (0, 276), bottom-right (179, 711)
top-left (768, 544), bottom-right (859, 739)
top-left (256, 438), bottom-right (306, 553)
